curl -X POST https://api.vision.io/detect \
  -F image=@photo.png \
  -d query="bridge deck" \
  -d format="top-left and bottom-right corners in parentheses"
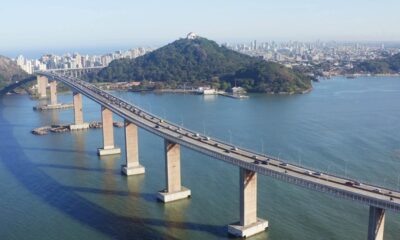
top-left (38, 71), bottom-right (400, 213)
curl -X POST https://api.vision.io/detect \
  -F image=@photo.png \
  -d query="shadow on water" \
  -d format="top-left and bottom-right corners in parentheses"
top-left (62, 186), bottom-right (158, 203)
top-left (22, 146), bottom-right (96, 155)
top-left (0, 100), bottom-right (228, 239)
top-left (0, 123), bottom-right (36, 128)
top-left (34, 163), bottom-right (121, 176)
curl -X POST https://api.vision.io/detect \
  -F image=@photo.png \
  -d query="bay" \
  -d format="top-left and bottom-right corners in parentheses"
top-left (0, 76), bottom-right (400, 239)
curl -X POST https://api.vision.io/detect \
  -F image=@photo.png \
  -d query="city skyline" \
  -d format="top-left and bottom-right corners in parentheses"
top-left (14, 35), bottom-right (400, 78)
top-left (1, 0), bottom-right (400, 57)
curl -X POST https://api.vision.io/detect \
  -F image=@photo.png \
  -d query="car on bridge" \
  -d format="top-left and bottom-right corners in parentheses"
top-left (345, 181), bottom-right (354, 186)
top-left (373, 188), bottom-right (382, 193)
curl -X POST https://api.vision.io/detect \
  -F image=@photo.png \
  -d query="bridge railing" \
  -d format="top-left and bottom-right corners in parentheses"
top-left (206, 129), bottom-right (400, 192)
top-left (34, 66), bottom-right (104, 73)
top-left (44, 71), bottom-right (400, 193)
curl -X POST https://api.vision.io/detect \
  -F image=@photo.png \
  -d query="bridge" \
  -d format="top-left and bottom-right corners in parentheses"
top-left (6, 70), bottom-right (398, 239)
top-left (0, 76), bottom-right (36, 95)
top-left (0, 67), bottom-right (102, 96)
top-left (35, 66), bottom-right (103, 78)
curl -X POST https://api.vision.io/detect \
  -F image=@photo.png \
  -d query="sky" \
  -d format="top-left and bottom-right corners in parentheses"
top-left (1, 0), bottom-right (400, 57)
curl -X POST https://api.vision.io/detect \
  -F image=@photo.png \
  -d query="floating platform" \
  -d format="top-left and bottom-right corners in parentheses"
top-left (69, 123), bottom-right (90, 130)
top-left (31, 121), bottom-right (124, 135)
top-left (31, 125), bottom-right (70, 135)
top-left (218, 93), bottom-right (249, 99)
top-left (33, 103), bottom-right (74, 111)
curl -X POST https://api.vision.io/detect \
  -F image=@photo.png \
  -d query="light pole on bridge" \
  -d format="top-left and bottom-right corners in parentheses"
top-left (327, 163), bottom-right (333, 174)
top-left (180, 115), bottom-right (184, 127)
top-left (297, 149), bottom-right (302, 166)
top-left (397, 174), bottom-right (400, 191)
top-left (260, 139), bottom-right (264, 154)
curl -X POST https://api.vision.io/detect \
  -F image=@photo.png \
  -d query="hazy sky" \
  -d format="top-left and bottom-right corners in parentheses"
top-left (1, 0), bottom-right (399, 56)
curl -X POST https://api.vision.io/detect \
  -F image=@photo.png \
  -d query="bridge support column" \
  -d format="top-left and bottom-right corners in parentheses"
top-left (98, 107), bottom-right (121, 156)
top-left (48, 81), bottom-right (60, 107)
top-left (157, 140), bottom-right (191, 203)
top-left (37, 76), bottom-right (48, 99)
top-left (70, 92), bottom-right (89, 130)
top-left (367, 206), bottom-right (385, 240)
top-left (228, 168), bottom-right (268, 238)
top-left (121, 120), bottom-right (145, 176)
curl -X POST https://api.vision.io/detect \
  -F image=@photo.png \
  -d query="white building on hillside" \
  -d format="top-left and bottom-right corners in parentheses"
top-left (187, 32), bottom-right (198, 40)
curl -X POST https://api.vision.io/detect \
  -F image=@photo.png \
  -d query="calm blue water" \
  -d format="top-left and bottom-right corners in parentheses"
top-left (1, 76), bottom-right (400, 239)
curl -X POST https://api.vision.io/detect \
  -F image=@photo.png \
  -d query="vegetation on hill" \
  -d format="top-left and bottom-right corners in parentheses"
top-left (351, 53), bottom-right (400, 74)
top-left (0, 55), bottom-right (29, 89)
top-left (90, 37), bottom-right (313, 94)
top-left (228, 61), bottom-right (313, 93)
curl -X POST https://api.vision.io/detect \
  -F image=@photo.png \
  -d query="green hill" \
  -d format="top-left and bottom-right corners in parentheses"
top-left (233, 61), bottom-right (313, 93)
top-left (351, 53), bottom-right (400, 74)
top-left (92, 36), bottom-right (313, 94)
top-left (0, 55), bottom-right (28, 89)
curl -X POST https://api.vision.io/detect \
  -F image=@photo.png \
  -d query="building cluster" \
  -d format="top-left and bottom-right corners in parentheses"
top-left (15, 38), bottom-right (400, 77)
top-left (15, 47), bottom-right (153, 74)
top-left (223, 40), bottom-right (400, 75)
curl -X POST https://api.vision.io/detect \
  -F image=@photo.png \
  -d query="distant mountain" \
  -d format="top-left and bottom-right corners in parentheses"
top-left (92, 35), bottom-right (313, 94)
top-left (0, 55), bottom-right (28, 89)
top-left (351, 53), bottom-right (400, 74)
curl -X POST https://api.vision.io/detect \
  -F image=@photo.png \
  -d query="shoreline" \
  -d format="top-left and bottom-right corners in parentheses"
top-left (123, 86), bottom-right (314, 96)
top-left (321, 73), bottom-right (400, 78)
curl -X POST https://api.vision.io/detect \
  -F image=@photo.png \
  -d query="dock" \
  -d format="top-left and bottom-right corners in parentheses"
top-left (218, 92), bottom-right (249, 99)
top-left (33, 103), bottom-right (74, 111)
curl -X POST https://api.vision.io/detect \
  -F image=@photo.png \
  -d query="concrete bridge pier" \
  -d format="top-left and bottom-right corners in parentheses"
top-left (157, 140), bottom-right (191, 203)
top-left (121, 120), bottom-right (145, 175)
top-left (37, 76), bottom-right (48, 99)
top-left (70, 92), bottom-right (89, 130)
top-left (48, 81), bottom-right (60, 107)
top-left (228, 168), bottom-right (268, 238)
top-left (97, 106), bottom-right (121, 156)
top-left (367, 206), bottom-right (385, 240)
